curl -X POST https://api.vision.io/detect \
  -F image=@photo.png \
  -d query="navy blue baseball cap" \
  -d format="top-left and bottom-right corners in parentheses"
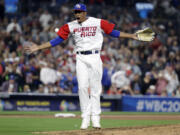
top-left (73, 3), bottom-right (87, 12)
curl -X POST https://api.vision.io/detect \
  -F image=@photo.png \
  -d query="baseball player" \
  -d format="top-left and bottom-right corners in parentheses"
top-left (24, 3), bottom-right (154, 129)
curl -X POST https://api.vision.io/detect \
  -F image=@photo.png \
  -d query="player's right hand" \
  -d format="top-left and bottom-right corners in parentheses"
top-left (24, 42), bottom-right (39, 54)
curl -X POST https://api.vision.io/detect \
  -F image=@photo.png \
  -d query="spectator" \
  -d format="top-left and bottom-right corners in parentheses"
top-left (102, 62), bottom-right (114, 93)
top-left (164, 64), bottom-right (179, 96)
top-left (175, 62), bottom-right (180, 81)
top-left (111, 69), bottom-right (131, 92)
top-left (155, 72), bottom-right (168, 96)
top-left (131, 74), bottom-right (142, 95)
top-left (107, 83), bottom-right (121, 95)
top-left (72, 74), bottom-right (78, 94)
top-left (40, 62), bottom-right (58, 85)
top-left (6, 18), bottom-right (22, 34)
top-left (0, 75), bottom-right (18, 93)
top-left (39, 10), bottom-right (52, 30)
top-left (58, 66), bottom-right (73, 94)
top-left (141, 72), bottom-right (156, 94)
top-left (174, 86), bottom-right (180, 97)
top-left (39, 62), bottom-right (58, 93)
top-left (34, 84), bottom-right (45, 94)
top-left (23, 84), bottom-right (31, 93)
top-left (129, 59), bottom-right (142, 76)
top-left (146, 85), bottom-right (156, 96)
top-left (120, 85), bottom-right (134, 95)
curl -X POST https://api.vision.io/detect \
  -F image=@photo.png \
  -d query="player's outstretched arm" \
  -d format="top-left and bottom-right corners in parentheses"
top-left (24, 36), bottom-right (64, 54)
top-left (119, 32), bottom-right (138, 40)
top-left (119, 28), bottom-right (155, 42)
top-left (109, 30), bottom-right (138, 40)
top-left (110, 28), bottom-right (155, 42)
top-left (24, 42), bottom-right (51, 54)
top-left (102, 19), bottom-right (154, 41)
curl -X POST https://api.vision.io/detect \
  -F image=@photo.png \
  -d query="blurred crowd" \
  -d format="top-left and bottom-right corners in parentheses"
top-left (0, 0), bottom-right (179, 97)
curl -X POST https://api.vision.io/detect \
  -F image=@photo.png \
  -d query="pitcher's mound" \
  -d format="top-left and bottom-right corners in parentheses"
top-left (33, 124), bottom-right (180, 135)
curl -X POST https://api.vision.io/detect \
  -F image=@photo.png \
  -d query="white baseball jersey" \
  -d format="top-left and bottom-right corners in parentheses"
top-left (57, 17), bottom-right (115, 51)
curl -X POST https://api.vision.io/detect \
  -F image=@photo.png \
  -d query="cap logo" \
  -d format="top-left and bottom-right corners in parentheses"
top-left (76, 4), bottom-right (81, 8)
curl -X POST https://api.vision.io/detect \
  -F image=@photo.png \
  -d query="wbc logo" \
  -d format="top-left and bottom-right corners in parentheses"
top-left (76, 4), bottom-right (81, 8)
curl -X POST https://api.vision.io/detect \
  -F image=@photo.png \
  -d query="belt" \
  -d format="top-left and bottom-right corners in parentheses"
top-left (76, 50), bottom-right (99, 55)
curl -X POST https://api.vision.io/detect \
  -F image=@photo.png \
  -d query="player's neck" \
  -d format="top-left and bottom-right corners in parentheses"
top-left (79, 17), bottom-right (88, 23)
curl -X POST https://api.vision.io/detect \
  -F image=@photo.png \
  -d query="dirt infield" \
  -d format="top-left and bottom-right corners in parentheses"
top-left (34, 125), bottom-right (180, 135)
top-left (1, 114), bottom-right (180, 135)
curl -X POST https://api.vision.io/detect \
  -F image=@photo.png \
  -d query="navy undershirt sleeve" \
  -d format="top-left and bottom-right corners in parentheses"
top-left (50, 36), bottom-right (64, 47)
top-left (109, 30), bottom-right (120, 38)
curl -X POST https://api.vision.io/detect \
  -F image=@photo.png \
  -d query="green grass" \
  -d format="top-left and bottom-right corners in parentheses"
top-left (0, 111), bottom-right (180, 135)
top-left (0, 111), bottom-right (179, 115)
top-left (0, 117), bottom-right (82, 135)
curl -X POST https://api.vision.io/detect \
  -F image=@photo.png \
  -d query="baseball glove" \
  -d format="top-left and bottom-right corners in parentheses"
top-left (135, 27), bottom-right (155, 42)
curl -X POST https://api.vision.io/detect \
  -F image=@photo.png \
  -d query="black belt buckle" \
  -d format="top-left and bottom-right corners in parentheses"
top-left (82, 51), bottom-right (89, 55)
top-left (77, 50), bottom-right (99, 55)
top-left (95, 50), bottom-right (99, 54)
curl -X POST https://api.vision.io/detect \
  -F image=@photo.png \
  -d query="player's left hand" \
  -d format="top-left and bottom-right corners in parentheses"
top-left (135, 27), bottom-right (155, 42)
top-left (132, 34), bottom-right (139, 40)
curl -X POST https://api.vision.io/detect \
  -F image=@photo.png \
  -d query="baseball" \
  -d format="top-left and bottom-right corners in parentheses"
top-left (54, 28), bottom-right (59, 32)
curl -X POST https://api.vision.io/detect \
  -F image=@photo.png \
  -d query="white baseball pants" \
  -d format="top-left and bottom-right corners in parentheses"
top-left (76, 53), bottom-right (102, 119)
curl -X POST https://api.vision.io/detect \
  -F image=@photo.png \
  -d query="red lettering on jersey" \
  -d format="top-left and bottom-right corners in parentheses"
top-left (88, 32), bottom-right (91, 36)
top-left (89, 27), bottom-right (93, 32)
top-left (74, 26), bottom-right (97, 37)
top-left (81, 32), bottom-right (85, 37)
top-left (81, 27), bottom-right (85, 32)
top-left (85, 27), bottom-right (89, 31)
top-left (92, 27), bottom-right (97, 32)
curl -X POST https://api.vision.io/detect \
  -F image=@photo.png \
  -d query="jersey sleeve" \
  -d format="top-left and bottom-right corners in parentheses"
top-left (57, 24), bottom-right (70, 40)
top-left (100, 19), bottom-right (115, 34)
